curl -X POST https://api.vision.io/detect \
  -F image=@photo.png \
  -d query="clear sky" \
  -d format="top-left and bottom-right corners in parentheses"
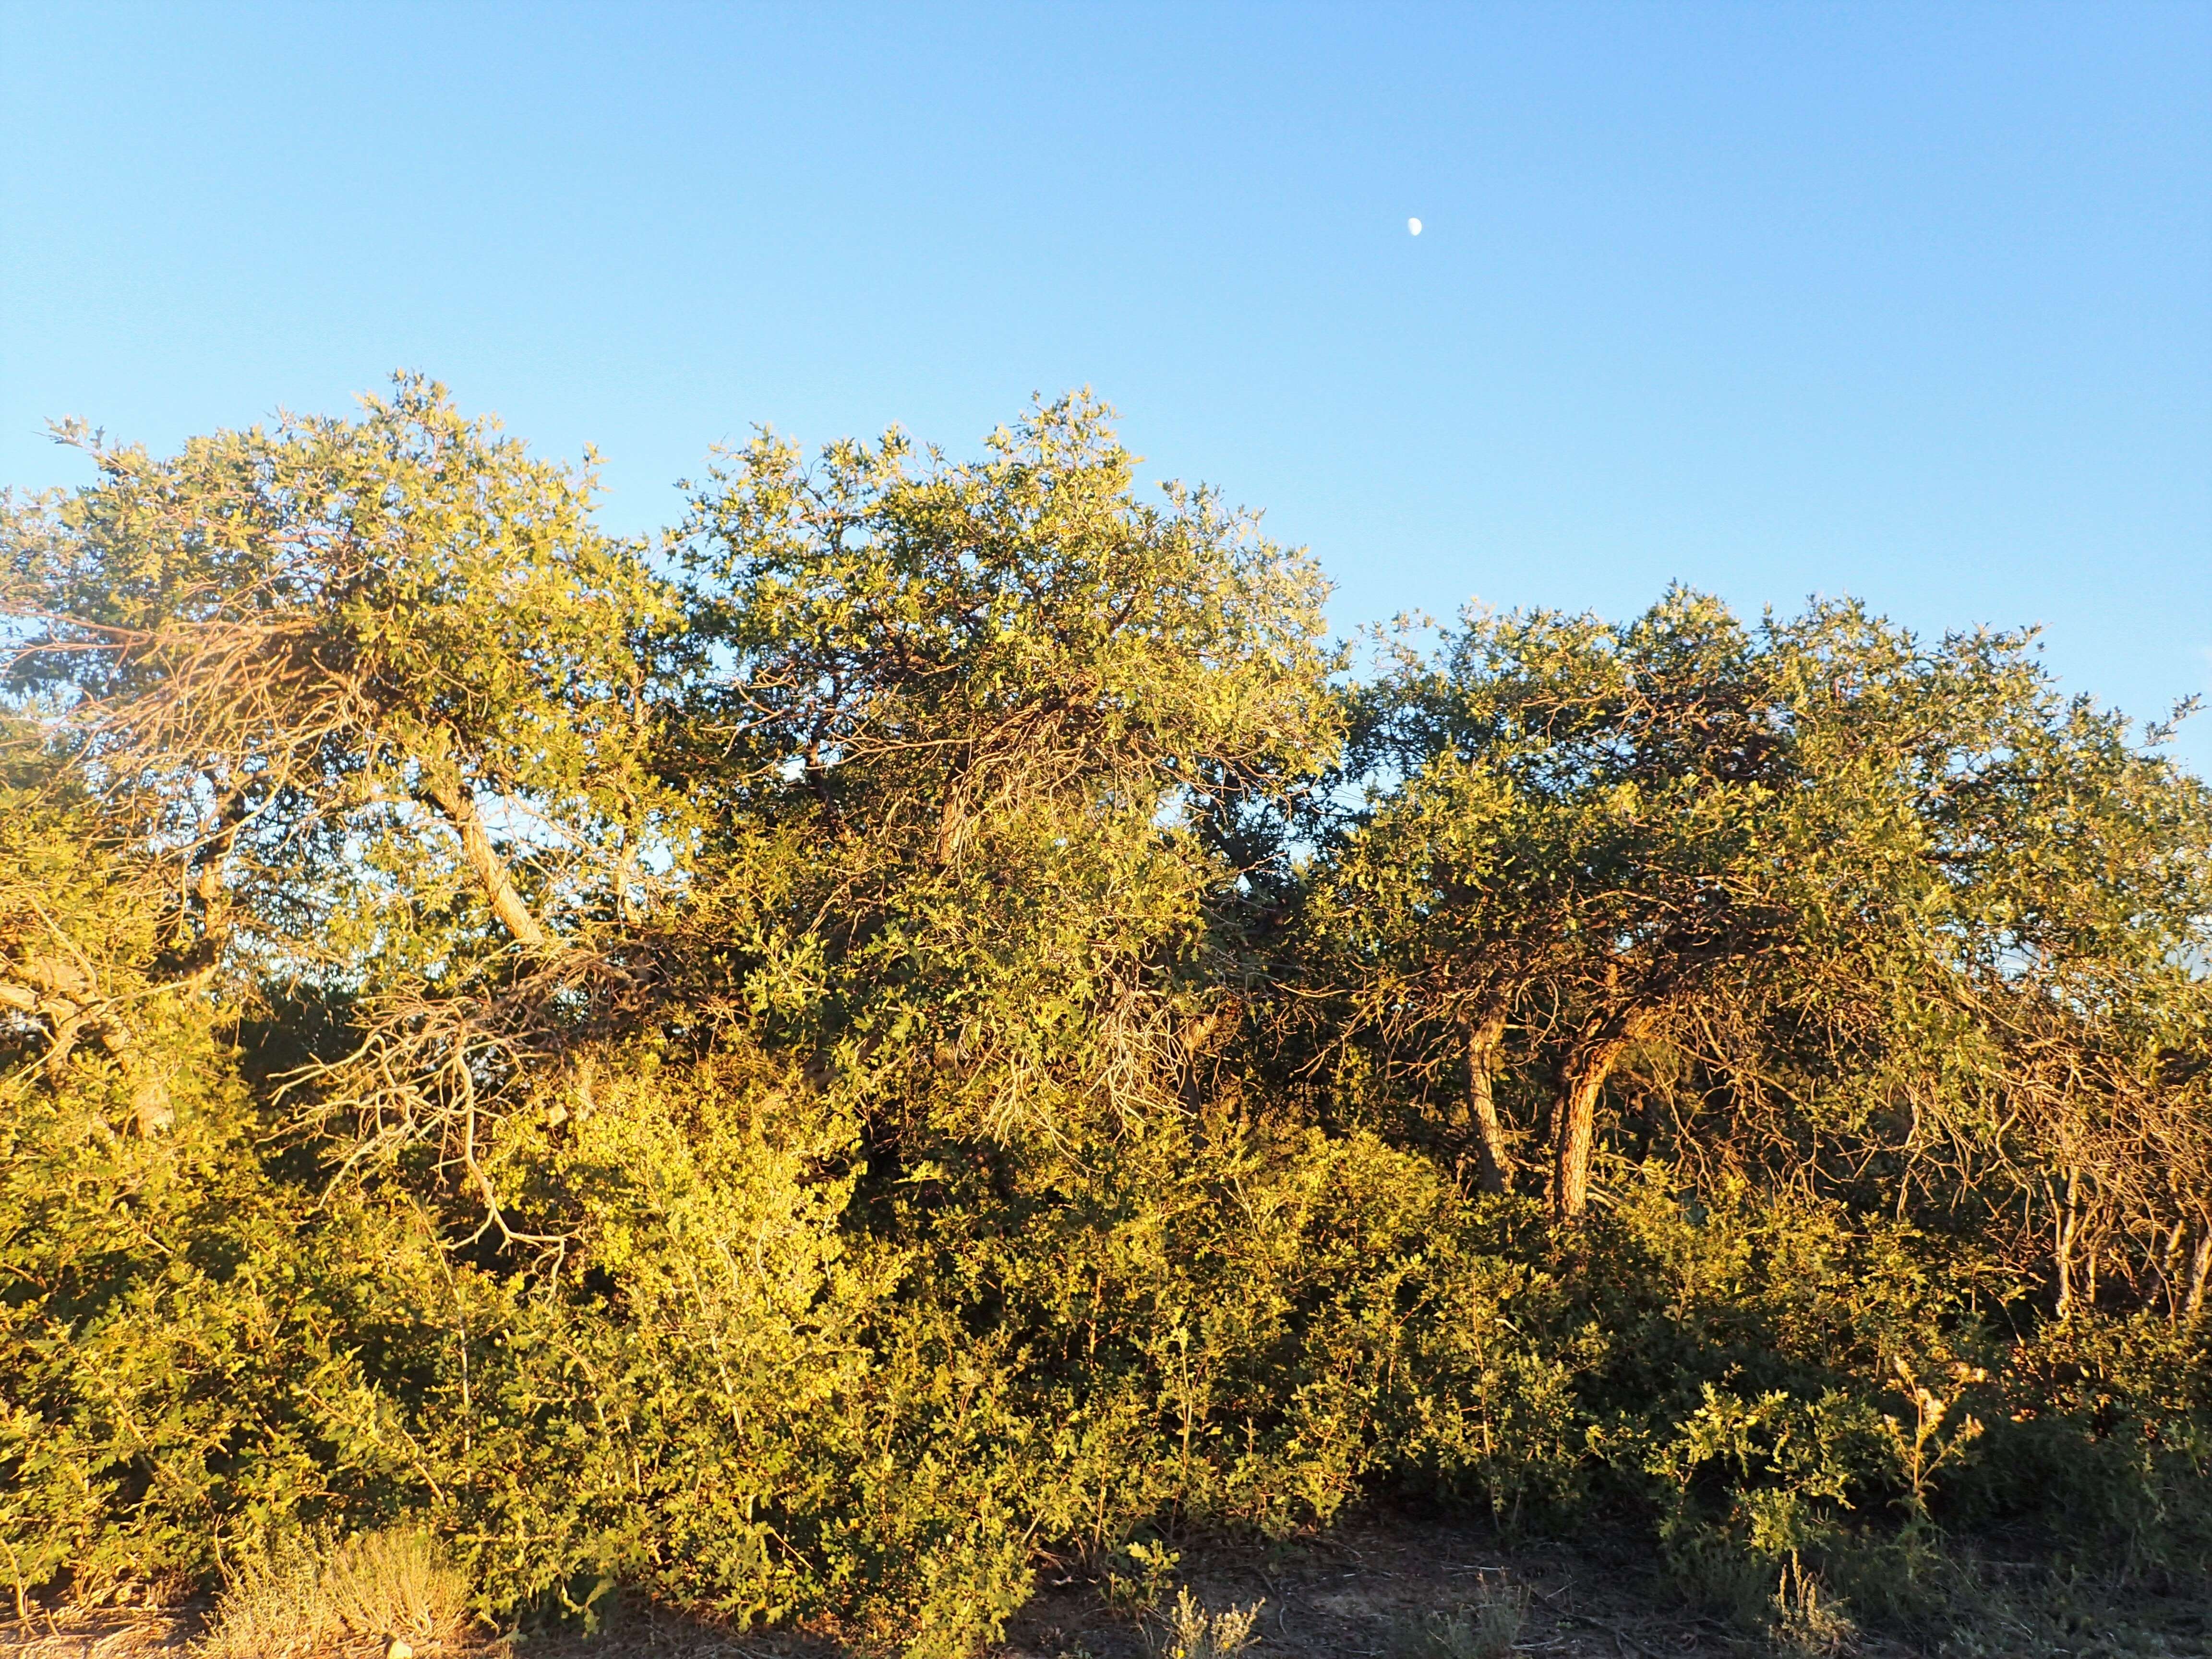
top-left (5, 3), bottom-right (2209, 767)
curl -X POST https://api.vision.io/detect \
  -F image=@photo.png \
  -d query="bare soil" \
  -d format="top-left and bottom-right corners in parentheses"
top-left (0, 1609), bottom-right (197, 1659)
top-left (0, 1528), bottom-right (1820, 1659)
top-left (5, 1518), bottom-right (2204, 1659)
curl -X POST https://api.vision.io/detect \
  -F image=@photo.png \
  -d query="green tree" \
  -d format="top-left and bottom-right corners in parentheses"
top-left (1304, 589), bottom-right (2212, 1291)
top-left (668, 393), bottom-right (1337, 1147)
top-left (3, 377), bottom-right (691, 1236)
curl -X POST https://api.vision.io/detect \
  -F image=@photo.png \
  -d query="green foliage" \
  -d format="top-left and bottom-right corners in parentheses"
top-left (2, 382), bottom-right (2207, 1652)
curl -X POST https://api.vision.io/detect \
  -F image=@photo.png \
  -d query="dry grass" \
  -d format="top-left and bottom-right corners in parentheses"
top-left (1382, 1572), bottom-right (1526, 1659)
top-left (194, 1527), bottom-right (475, 1659)
top-left (1150, 1588), bottom-right (1260, 1659)
top-left (1769, 1554), bottom-right (1855, 1658)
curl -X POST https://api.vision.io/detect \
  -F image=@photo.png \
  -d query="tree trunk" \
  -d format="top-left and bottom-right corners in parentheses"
top-left (1550, 1012), bottom-right (1651, 1221)
top-left (1550, 1047), bottom-right (1611, 1220)
top-left (1464, 1003), bottom-right (1514, 1196)
top-left (2053, 1168), bottom-right (2081, 1321)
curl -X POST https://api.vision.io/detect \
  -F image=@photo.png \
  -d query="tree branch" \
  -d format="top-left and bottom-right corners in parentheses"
top-left (419, 773), bottom-right (550, 950)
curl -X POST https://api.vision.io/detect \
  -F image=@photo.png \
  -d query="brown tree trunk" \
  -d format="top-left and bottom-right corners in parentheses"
top-left (1550, 1048), bottom-right (1611, 1220)
top-left (421, 773), bottom-right (549, 949)
top-left (1550, 1012), bottom-right (1652, 1221)
top-left (1464, 1003), bottom-right (1514, 1196)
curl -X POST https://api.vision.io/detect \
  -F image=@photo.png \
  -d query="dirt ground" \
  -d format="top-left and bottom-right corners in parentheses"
top-left (0, 1611), bottom-right (196, 1659)
top-left (997, 1521), bottom-right (1765, 1658)
top-left (0, 1527), bottom-right (1851, 1659)
top-left (3, 1517), bottom-right (2204, 1659)
top-left (531, 1524), bottom-right (1779, 1658)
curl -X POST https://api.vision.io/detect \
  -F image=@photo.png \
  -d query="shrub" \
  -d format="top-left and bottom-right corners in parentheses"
top-left (1384, 1575), bottom-right (1527, 1659)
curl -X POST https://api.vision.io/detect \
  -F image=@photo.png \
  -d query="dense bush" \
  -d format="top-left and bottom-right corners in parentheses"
top-left (2, 382), bottom-right (2207, 1651)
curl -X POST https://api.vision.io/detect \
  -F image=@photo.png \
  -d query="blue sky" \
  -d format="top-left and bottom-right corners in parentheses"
top-left (4, 3), bottom-right (2208, 767)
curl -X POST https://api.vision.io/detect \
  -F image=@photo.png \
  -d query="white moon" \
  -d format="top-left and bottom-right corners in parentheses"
top-left (1408, 217), bottom-right (1422, 236)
